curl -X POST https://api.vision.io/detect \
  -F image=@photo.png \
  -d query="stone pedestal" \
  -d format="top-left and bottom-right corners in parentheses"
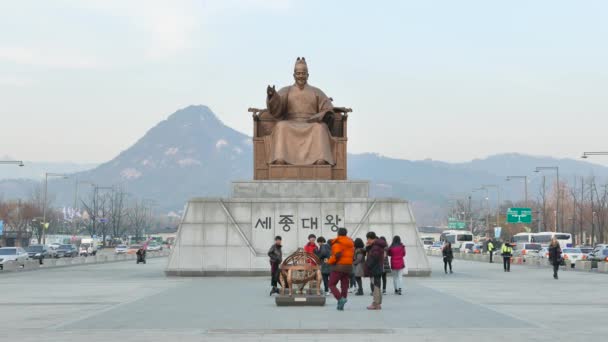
top-left (166, 180), bottom-right (431, 277)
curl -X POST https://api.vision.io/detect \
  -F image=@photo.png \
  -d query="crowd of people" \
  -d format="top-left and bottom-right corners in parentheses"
top-left (441, 237), bottom-right (564, 279)
top-left (267, 228), bottom-right (407, 311)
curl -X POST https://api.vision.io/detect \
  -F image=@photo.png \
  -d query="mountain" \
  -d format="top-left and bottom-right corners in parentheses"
top-left (2, 105), bottom-right (608, 226)
top-left (61, 105), bottom-right (253, 206)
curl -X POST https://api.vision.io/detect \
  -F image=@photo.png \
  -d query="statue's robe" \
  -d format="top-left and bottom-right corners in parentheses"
top-left (266, 84), bottom-right (335, 165)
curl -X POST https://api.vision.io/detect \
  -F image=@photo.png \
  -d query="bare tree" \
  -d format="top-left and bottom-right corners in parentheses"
top-left (108, 189), bottom-right (128, 245)
top-left (126, 199), bottom-right (149, 242)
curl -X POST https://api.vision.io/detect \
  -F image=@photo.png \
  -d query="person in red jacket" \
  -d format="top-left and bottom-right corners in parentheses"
top-left (303, 234), bottom-right (318, 265)
top-left (387, 235), bottom-right (406, 295)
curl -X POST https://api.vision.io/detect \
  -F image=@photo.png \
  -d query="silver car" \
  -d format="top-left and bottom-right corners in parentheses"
top-left (513, 243), bottom-right (542, 261)
top-left (562, 248), bottom-right (585, 267)
top-left (0, 247), bottom-right (29, 269)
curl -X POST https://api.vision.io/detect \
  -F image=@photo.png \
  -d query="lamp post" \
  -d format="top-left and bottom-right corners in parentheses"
top-left (482, 184), bottom-right (501, 229)
top-left (0, 160), bottom-right (25, 167)
top-left (535, 166), bottom-right (560, 231)
top-left (506, 176), bottom-right (528, 206)
top-left (42, 172), bottom-right (69, 244)
top-left (473, 187), bottom-right (490, 237)
top-left (581, 152), bottom-right (608, 159)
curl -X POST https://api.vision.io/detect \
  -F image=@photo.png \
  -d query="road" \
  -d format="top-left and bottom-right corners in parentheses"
top-left (1, 255), bottom-right (606, 341)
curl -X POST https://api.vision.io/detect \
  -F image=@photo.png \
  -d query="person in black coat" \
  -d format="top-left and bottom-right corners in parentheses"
top-left (365, 231), bottom-right (387, 310)
top-left (548, 238), bottom-right (562, 280)
top-left (314, 236), bottom-right (332, 295)
top-left (442, 242), bottom-right (454, 274)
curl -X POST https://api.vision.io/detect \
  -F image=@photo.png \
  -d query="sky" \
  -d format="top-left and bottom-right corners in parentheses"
top-left (1, 0), bottom-right (607, 165)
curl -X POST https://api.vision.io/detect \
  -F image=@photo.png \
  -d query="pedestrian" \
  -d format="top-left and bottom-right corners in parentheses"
top-left (548, 238), bottom-right (562, 280)
top-left (268, 236), bottom-right (283, 296)
top-left (365, 231), bottom-right (386, 310)
top-left (381, 236), bottom-right (391, 294)
top-left (501, 242), bottom-right (513, 272)
top-left (442, 242), bottom-right (454, 274)
top-left (314, 236), bottom-right (331, 295)
top-left (327, 228), bottom-right (355, 311)
top-left (352, 238), bottom-right (366, 296)
top-left (487, 239), bottom-right (495, 263)
top-left (388, 235), bottom-right (406, 295)
top-left (303, 234), bottom-right (318, 264)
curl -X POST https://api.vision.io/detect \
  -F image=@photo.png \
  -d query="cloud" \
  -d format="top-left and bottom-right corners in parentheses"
top-left (0, 47), bottom-right (102, 69)
top-left (63, 0), bottom-right (200, 60)
top-left (0, 75), bottom-right (35, 87)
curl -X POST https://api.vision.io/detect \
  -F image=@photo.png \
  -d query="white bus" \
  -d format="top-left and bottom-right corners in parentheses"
top-left (532, 232), bottom-right (573, 248)
top-left (512, 233), bottom-right (534, 244)
top-left (441, 230), bottom-right (474, 250)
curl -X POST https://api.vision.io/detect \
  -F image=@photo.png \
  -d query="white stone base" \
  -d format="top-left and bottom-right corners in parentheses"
top-left (166, 181), bottom-right (431, 276)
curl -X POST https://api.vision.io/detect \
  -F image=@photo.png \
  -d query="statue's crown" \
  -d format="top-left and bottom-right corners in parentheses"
top-left (295, 57), bottom-right (307, 68)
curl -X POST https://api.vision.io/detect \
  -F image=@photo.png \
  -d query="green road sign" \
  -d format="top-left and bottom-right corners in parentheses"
top-left (448, 218), bottom-right (466, 229)
top-left (506, 207), bottom-right (532, 224)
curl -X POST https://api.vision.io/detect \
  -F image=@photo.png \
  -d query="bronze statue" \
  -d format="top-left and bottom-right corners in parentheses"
top-left (265, 57), bottom-right (335, 166)
top-left (279, 248), bottom-right (322, 296)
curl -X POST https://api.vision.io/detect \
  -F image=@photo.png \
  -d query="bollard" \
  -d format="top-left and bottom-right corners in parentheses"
top-left (597, 262), bottom-right (608, 273)
top-left (1, 261), bottom-right (18, 271)
top-left (44, 259), bottom-right (57, 267)
top-left (576, 260), bottom-right (591, 271)
top-left (24, 260), bottom-right (40, 270)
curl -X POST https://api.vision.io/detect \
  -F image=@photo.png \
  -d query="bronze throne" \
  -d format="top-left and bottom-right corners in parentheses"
top-left (249, 106), bottom-right (351, 180)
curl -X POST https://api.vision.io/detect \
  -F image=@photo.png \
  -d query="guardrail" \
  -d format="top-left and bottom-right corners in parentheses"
top-left (0, 250), bottom-right (171, 274)
top-left (425, 249), bottom-right (608, 274)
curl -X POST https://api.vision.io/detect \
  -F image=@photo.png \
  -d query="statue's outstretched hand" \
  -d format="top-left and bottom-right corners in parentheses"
top-left (267, 85), bottom-right (276, 98)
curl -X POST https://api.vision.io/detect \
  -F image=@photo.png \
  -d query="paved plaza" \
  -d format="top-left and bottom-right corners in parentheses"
top-left (1, 256), bottom-right (606, 341)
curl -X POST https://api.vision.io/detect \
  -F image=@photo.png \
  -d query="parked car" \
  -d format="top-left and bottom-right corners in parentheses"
top-left (45, 245), bottom-right (58, 258)
top-left (579, 246), bottom-right (594, 256)
top-left (0, 247), bottom-right (29, 269)
top-left (429, 242), bottom-right (444, 251)
top-left (422, 240), bottom-right (434, 250)
top-left (471, 244), bottom-right (484, 254)
top-left (513, 243), bottom-right (542, 261)
top-left (114, 245), bottom-right (128, 254)
top-left (146, 243), bottom-right (162, 252)
top-left (562, 248), bottom-right (586, 267)
top-left (461, 242), bottom-right (475, 253)
top-left (126, 245), bottom-right (143, 255)
top-left (55, 244), bottom-right (78, 258)
top-left (587, 248), bottom-right (608, 263)
top-left (25, 245), bottom-right (50, 261)
top-left (538, 247), bottom-right (550, 259)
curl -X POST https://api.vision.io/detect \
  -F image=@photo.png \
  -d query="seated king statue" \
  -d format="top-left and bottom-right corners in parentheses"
top-left (265, 57), bottom-right (335, 166)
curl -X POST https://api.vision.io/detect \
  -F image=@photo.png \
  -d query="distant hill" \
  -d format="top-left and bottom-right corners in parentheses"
top-left (2, 105), bottom-right (608, 226)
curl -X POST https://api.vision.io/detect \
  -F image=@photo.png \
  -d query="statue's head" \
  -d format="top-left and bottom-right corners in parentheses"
top-left (293, 57), bottom-right (309, 88)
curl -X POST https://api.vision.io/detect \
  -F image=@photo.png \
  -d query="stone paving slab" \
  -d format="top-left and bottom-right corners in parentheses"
top-left (1, 256), bottom-right (607, 341)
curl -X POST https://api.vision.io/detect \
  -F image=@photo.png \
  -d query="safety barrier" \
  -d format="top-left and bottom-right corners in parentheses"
top-left (426, 249), bottom-right (608, 275)
top-left (0, 250), bottom-right (171, 274)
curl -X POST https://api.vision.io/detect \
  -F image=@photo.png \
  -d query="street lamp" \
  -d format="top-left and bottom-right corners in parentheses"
top-left (0, 160), bottom-right (24, 167)
top-left (42, 172), bottom-right (69, 244)
top-left (535, 166), bottom-right (560, 231)
top-left (473, 187), bottom-right (490, 236)
top-left (482, 184), bottom-right (501, 228)
top-left (506, 176), bottom-right (528, 205)
top-left (581, 152), bottom-right (608, 159)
